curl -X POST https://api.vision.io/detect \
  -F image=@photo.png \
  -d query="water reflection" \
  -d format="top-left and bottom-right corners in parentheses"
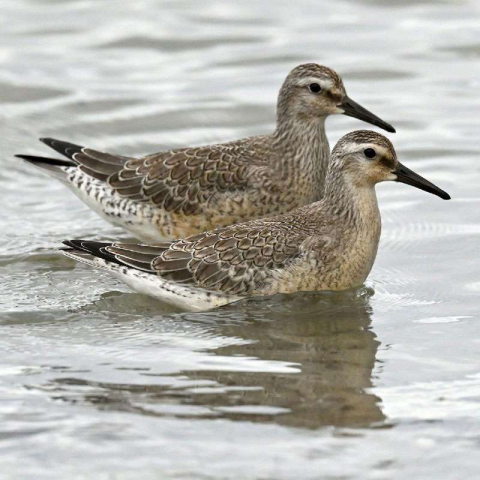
top-left (51, 291), bottom-right (385, 429)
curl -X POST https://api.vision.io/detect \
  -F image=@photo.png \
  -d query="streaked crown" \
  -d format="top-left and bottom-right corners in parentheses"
top-left (332, 130), bottom-right (397, 160)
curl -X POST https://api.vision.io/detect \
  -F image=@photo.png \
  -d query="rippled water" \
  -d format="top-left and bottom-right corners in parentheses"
top-left (1, 0), bottom-right (480, 478)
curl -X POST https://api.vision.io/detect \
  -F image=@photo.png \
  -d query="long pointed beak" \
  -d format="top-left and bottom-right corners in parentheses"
top-left (339, 96), bottom-right (395, 133)
top-left (394, 162), bottom-right (450, 200)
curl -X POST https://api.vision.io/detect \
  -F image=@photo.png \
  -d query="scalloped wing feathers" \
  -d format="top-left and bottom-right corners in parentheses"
top-left (107, 141), bottom-right (270, 215)
top-left (104, 220), bottom-right (306, 296)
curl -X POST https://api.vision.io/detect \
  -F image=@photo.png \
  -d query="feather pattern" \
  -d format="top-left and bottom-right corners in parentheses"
top-left (107, 141), bottom-right (260, 214)
top-left (63, 216), bottom-right (308, 295)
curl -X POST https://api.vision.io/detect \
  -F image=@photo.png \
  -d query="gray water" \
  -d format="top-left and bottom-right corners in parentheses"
top-left (1, 0), bottom-right (480, 478)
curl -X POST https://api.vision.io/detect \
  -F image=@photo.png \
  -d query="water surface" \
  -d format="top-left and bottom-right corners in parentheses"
top-left (1, 0), bottom-right (480, 478)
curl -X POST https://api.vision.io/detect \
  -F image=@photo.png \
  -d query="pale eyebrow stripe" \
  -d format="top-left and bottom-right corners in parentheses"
top-left (296, 77), bottom-right (334, 89)
top-left (343, 145), bottom-right (391, 157)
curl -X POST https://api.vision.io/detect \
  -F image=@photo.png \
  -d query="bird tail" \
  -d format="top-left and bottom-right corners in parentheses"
top-left (62, 240), bottom-right (130, 275)
top-left (61, 239), bottom-right (236, 311)
top-left (15, 154), bottom-right (75, 182)
top-left (17, 137), bottom-right (131, 183)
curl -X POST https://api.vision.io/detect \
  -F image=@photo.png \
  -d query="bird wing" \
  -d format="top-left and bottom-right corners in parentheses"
top-left (41, 137), bottom-right (267, 215)
top-left (107, 142), bottom-right (258, 215)
top-left (65, 218), bottom-right (308, 296)
top-left (40, 138), bottom-right (131, 180)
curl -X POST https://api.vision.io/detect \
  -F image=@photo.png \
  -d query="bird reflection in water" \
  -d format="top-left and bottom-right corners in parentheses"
top-left (178, 290), bottom-right (384, 428)
top-left (52, 289), bottom-right (385, 429)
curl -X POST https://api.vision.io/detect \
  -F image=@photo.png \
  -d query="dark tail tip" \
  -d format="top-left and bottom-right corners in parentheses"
top-left (40, 137), bottom-right (84, 160)
top-left (62, 240), bottom-right (77, 249)
top-left (63, 239), bottom-right (119, 264)
top-left (62, 239), bottom-right (112, 254)
top-left (15, 154), bottom-right (74, 167)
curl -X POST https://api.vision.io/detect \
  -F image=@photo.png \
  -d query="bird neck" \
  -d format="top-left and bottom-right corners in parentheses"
top-left (299, 162), bottom-right (382, 290)
top-left (272, 116), bottom-right (330, 200)
top-left (321, 164), bottom-right (381, 231)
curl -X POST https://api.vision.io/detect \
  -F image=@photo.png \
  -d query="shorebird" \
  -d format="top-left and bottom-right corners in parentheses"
top-left (16, 63), bottom-right (394, 242)
top-left (62, 130), bottom-right (450, 312)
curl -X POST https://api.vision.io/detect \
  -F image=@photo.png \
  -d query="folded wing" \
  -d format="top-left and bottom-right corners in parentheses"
top-left (39, 138), bottom-right (258, 215)
top-left (64, 219), bottom-right (305, 296)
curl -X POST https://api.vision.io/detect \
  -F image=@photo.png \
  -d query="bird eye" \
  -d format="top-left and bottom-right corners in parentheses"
top-left (363, 148), bottom-right (376, 159)
top-left (309, 83), bottom-right (322, 94)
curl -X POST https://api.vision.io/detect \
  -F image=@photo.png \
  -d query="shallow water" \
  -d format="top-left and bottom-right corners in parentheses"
top-left (1, 0), bottom-right (480, 478)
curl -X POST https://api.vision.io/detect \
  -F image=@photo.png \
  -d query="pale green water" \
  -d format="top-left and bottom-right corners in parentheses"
top-left (1, 0), bottom-right (480, 478)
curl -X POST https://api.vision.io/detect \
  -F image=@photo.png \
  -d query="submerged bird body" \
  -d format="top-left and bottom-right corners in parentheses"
top-left (63, 131), bottom-right (450, 311)
top-left (17, 64), bottom-right (394, 242)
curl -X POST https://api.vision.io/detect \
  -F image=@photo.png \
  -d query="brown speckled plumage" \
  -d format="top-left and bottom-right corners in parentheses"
top-left (61, 130), bottom-right (450, 311)
top-left (17, 64), bottom-right (394, 242)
